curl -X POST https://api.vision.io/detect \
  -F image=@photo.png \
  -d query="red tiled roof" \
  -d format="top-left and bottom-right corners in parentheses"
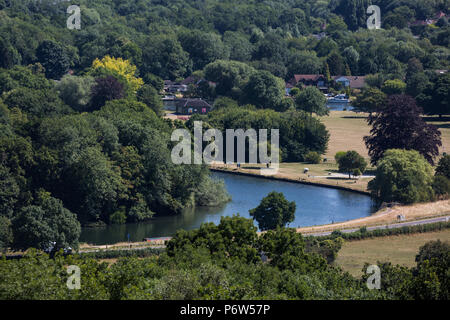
top-left (293, 74), bottom-right (325, 82)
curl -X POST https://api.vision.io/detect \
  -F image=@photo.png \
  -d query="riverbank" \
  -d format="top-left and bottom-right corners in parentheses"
top-left (210, 164), bottom-right (372, 194)
top-left (297, 200), bottom-right (450, 235)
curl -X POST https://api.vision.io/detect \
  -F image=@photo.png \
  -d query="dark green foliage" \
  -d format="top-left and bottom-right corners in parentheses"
top-left (12, 193), bottom-right (81, 252)
top-left (432, 175), bottom-right (450, 197)
top-left (353, 88), bottom-right (386, 113)
top-left (435, 155), bottom-right (450, 179)
top-left (412, 240), bottom-right (450, 300)
top-left (249, 192), bottom-right (296, 231)
top-left (2, 217), bottom-right (447, 300)
top-left (295, 86), bottom-right (328, 116)
top-left (204, 106), bottom-right (329, 162)
top-left (337, 151), bottom-right (367, 178)
top-left (0, 216), bottom-right (13, 253)
top-left (242, 70), bottom-right (285, 109)
top-left (36, 40), bottom-right (70, 80)
top-left (420, 73), bottom-right (450, 117)
top-left (304, 151), bottom-right (321, 164)
top-left (137, 85), bottom-right (163, 117)
top-left (364, 95), bottom-right (442, 165)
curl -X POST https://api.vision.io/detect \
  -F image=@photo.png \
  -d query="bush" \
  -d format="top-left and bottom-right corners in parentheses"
top-left (435, 155), bottom-right (450, 179)
top-left (337, 151), bottom-right (367, 178)
top-left (304, 151), bottom-right (321, 164)
top-left (432, 175), bottom-right (450, 197)
top-left (335, 151), bottom-right (346, 163)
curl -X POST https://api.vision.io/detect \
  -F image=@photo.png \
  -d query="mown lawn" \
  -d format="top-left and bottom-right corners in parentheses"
top-left (335, 229), bottom-right (450, 278)
top-left (319, 111), bottom-right (450, 161)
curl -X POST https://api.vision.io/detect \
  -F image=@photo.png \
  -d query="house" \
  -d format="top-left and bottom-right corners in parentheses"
top-left (289, 74), bottom-right (328, 92)
top-left (175, 98), bottom-right (212, 115)
top-left (332, 76), bottom-right (366, 89)
top-left (163, 80), bottom-right (188, 93)
top-left (162, 95), bottom-right (177, 111)
top-left (285, 82), bottom-right (294, 96)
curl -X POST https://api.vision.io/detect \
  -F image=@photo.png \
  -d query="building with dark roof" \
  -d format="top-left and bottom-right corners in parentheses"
top-left (175, 98), bottom-right (212, 115)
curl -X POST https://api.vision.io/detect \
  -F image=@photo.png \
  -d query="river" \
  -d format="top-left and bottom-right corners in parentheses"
top-left (80, 171), bottom-right (376, 244)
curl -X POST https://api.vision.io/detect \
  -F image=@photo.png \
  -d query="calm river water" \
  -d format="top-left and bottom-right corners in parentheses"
top-left (80, 172), bottom-right (376, 244)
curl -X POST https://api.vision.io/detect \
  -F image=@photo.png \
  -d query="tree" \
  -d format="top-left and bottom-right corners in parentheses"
top-left (11, 194), bottom-right (81, 252)
top-left (381, 79), bottom-right (406, 95)
top-left (142, 35), bottom-right (192, 80)
top-left (305, 151), bottom-right (321, 164)
top-left (412, 240), bottom-right (450, 300)
top-left (0, 216), bottom-right (13, 253)
top-left (136, 85), bottom-right (163, 117)
top-left (90, 76), bottom-right (125, 110)
top-left (249, 192), bottom-right (296, 231)
top-left (421, 73), bottom-right (450, 117)
top-left (204, 60), bottom-right (256, 97)
top-left (90, 55), bottom-right (144, 94)
top-left (364, 95), bottom-right (442, 165)
top-left (143, 73), bottom-right (164, 92)
top-left (435, 155), bottom-right (450, 179)
top-left (56, 75), bottom-right (95, 112)
top-left (0, 37), bottom-right (21, 69)
top-left (333, 0), bottom-right (371, 30)
top-left (337, 151), bottom-right (367, 178)
top-left (295, 87), bottom-right (328, 116)
top-left (223, 31), bottom-right (253, 62)
top-left (327, 52), bottom-right (345, 76)
top-left (242, 70), bottom-right (285, 109)
top-left (368, 149), bottom-right (434, 204)
top-left (287, 51), bottom-right (322, 79)
top-left (0, 165), bottom-right (20, 219)
top-left (352, 88), bottom-right (386, 114)
top-left (179, 30), bottom-right (229, 70)
top-left (36, 40), bottom-right (70, 80)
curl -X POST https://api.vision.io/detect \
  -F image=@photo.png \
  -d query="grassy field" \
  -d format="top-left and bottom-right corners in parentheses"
top-left (335, 229), bottom-right (450, 277)
top-left (320, 111), bottom-right (450, 161)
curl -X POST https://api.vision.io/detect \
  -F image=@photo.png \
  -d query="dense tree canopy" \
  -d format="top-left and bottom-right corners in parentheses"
top-left (368, 149), bottom-right (435, 204)
top-left (364, 95), bottom-right (442, 165)
top-left (249, 192), bottom-right (296, 231)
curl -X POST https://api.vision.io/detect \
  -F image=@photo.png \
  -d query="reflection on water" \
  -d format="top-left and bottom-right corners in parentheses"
top-left (80, 172), bottom-right (376, 245)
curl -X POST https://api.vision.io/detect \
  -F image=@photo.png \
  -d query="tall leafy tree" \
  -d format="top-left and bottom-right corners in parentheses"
top-left (249, 192), bottom-right (296, 231)
top-left (368, 149), bottom-right (434, 204)
top-left (90, 76), bottom-right (125, 110)
top-left (364, 95), bottom-right (442, 165)
top-left (353, 87), bottom-right (386, 114)
top-left (337, 151), bottom-right (367, 178)
top-left (295, 87), bottom-right (328, 116)
top-left (242, 70), bottom-right (285, 109)
top-left (12, 194), bottom-right (81, 252)
top-left (36, 40), bottom-right (70, 80)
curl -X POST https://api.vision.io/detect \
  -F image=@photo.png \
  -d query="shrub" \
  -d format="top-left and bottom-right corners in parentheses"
top-left (335, 151), bottom-right (346, 163)
top-left (305, 151), bottom-right (321, 164)
top-left (432, 175), bottom-right (450, 197)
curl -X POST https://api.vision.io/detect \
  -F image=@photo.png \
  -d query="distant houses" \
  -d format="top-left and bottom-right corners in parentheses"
top-left (332, 76), bottom-right (366, 90)
top-left (408, 11), bottom-right (447, 27)
top-left (287, 74), bottom-right (366, 94)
